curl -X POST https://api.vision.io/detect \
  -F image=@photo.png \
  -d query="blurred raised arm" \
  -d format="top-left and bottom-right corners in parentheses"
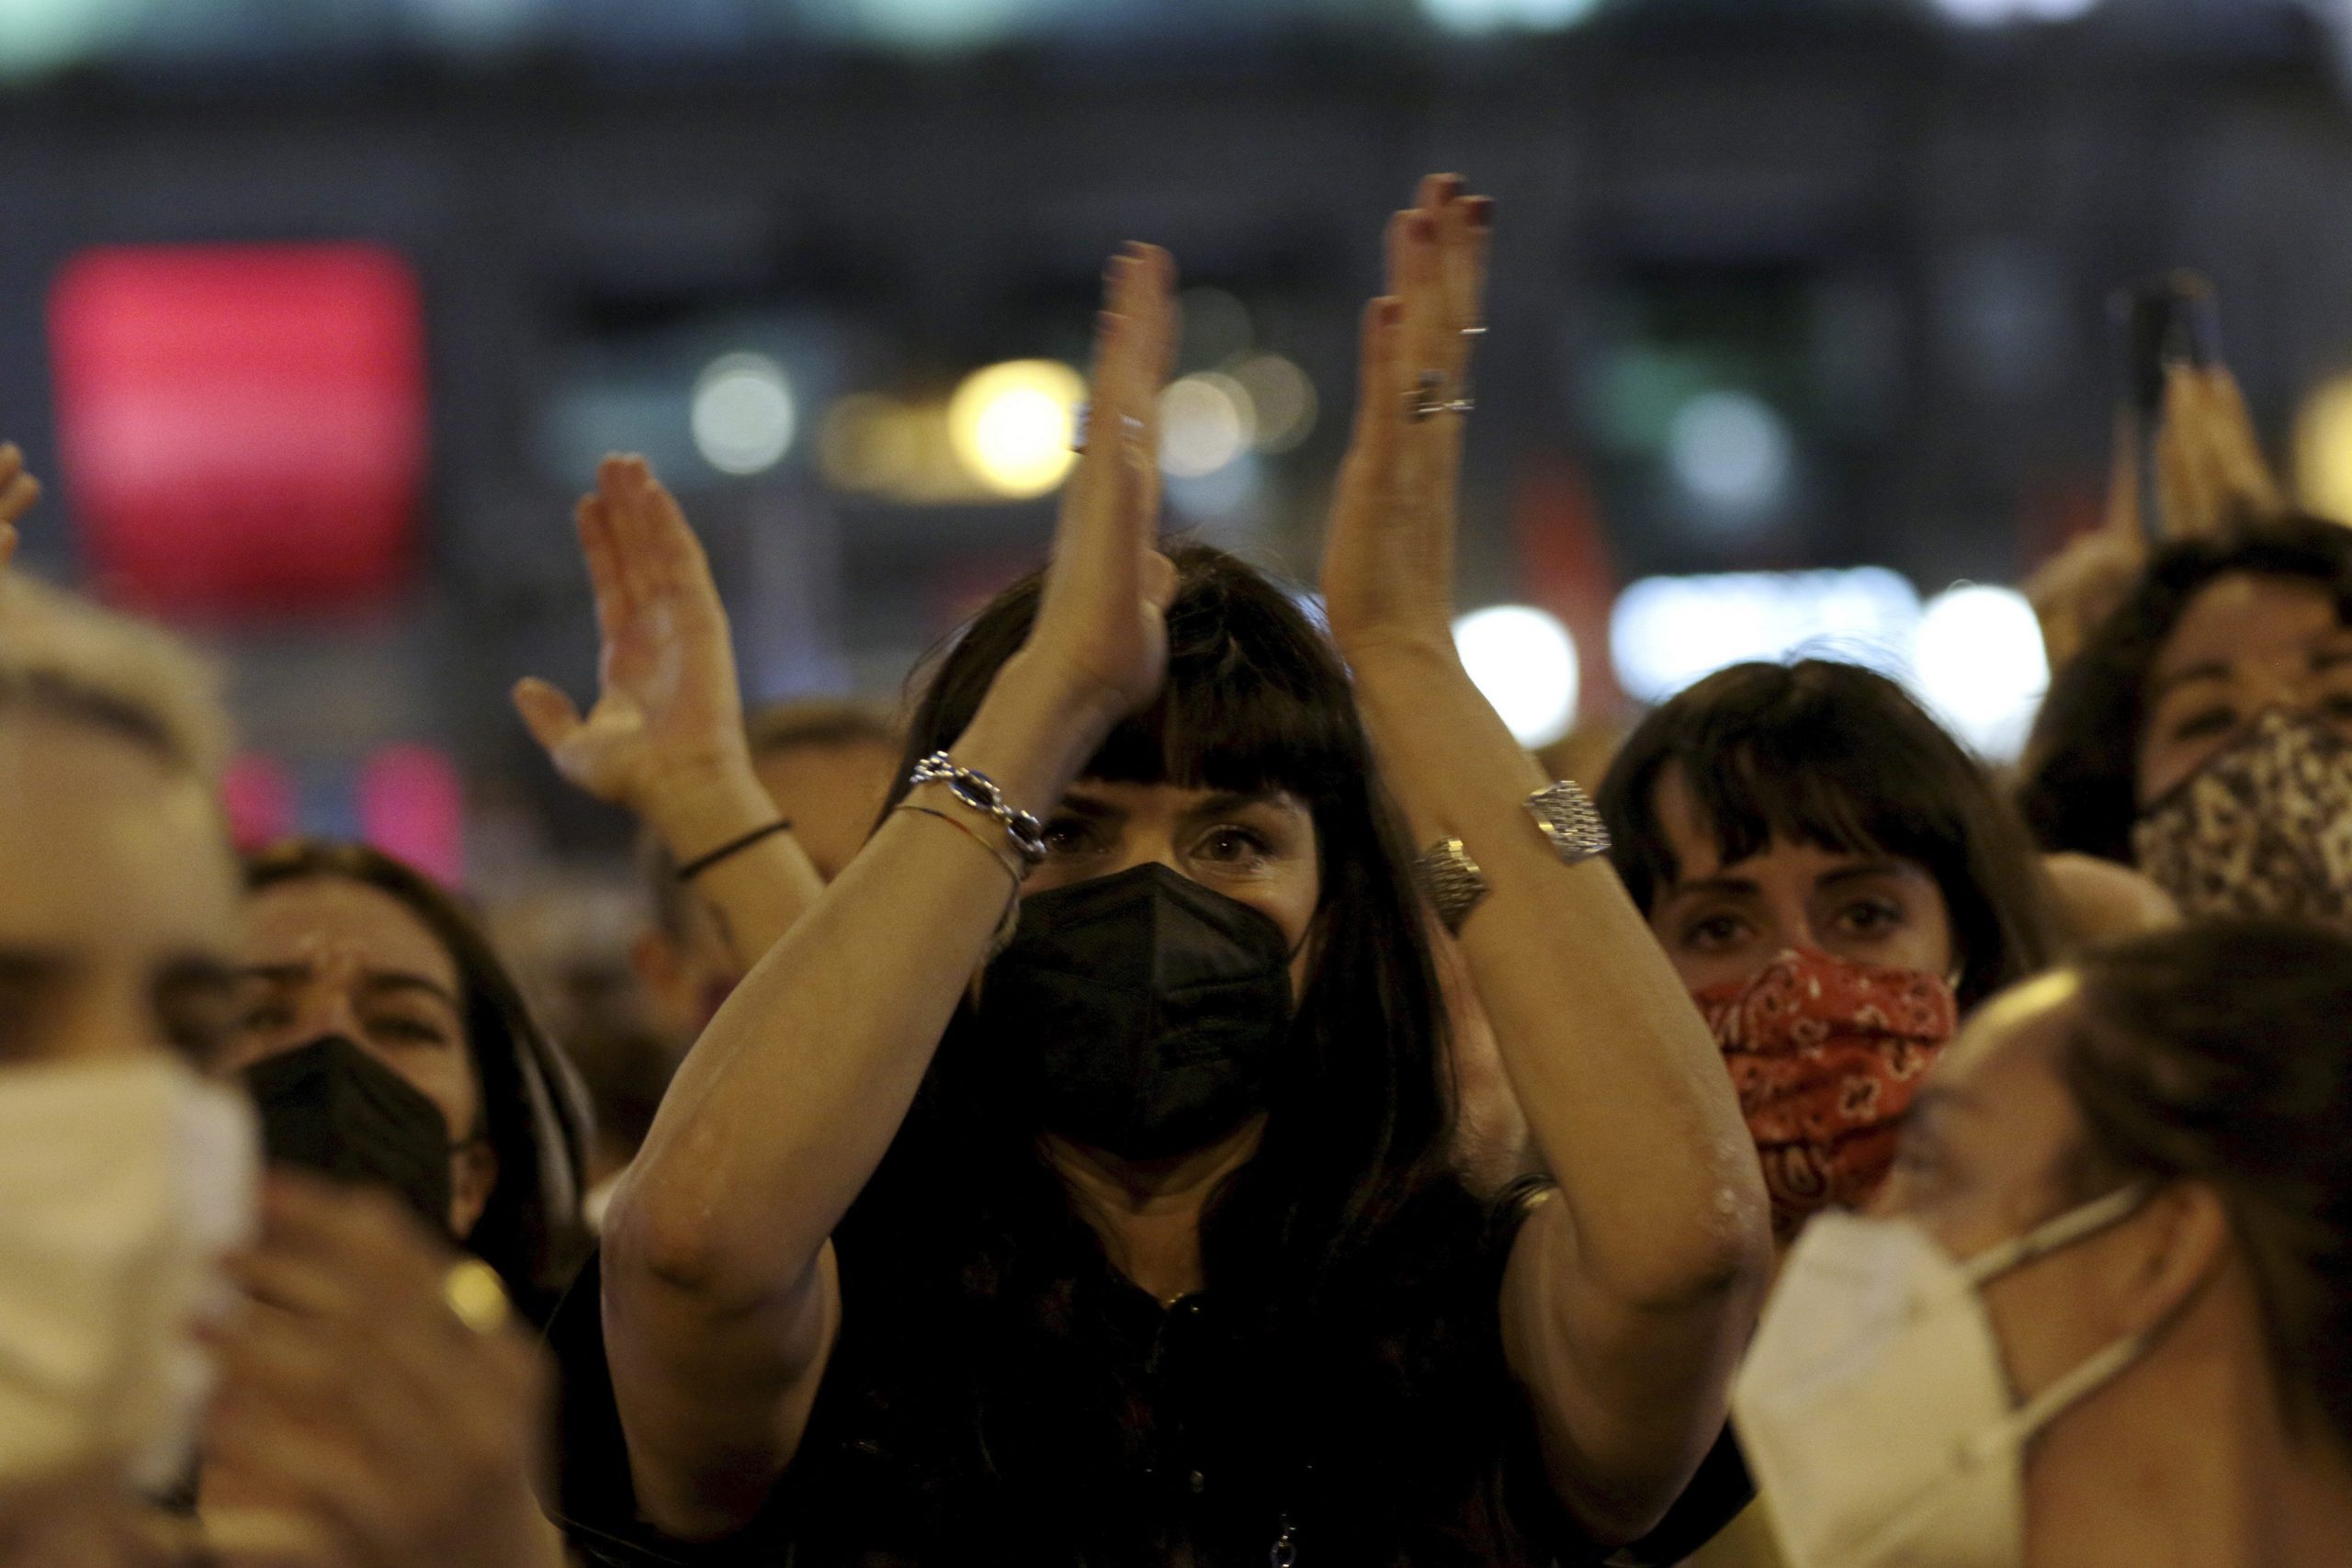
top-left (513, 457), bottom-right (822, 973)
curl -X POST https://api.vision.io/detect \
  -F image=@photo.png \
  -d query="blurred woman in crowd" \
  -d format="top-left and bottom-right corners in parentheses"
top-left (221, 839), bottom-right (594, 1324)
top-left (2020, 514), bottom-right (2352, 931)
top-left (1736, 919), bottom-right (2352, 1568)
top-left (1597, 659), bottom-right (2060, 1250)
top-left (524, 179), bottom-right (1770, 1566)
top-left (0, 566), bottom-right (563, 1568)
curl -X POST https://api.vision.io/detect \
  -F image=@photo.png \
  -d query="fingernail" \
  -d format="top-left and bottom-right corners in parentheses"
top-left (1465, 197), bottom-right (1494, 231)
top-left (1439, 174), bottom-right (1465, 200)
top-left (1379, 298), bottom-right (1404, 327)
top-left (1409, 214), bottom-right (1437, 243)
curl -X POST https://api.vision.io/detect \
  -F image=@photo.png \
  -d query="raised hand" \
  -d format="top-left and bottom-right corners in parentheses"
top-left (1006, 243), bottom-right (1182, 736)
top-left (2155, 363), bottom-right (2283, 536)
top-left (0, 445), bottom-right (41, 576)
top-left (1320, 175), bottom-right (1492, 660)
top-left (512, 456), bottom-right (752, 816)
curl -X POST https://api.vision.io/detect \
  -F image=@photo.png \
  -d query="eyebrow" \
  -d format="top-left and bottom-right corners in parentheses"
top-left (1183, 789), bottom-right (1289, 821)
top-left (2148, 659), bottom-right (2233, 703)
top-left (238, 962), bottom-right (462, 1011)
top-left (1664, 858), bottom-right (1907, 901)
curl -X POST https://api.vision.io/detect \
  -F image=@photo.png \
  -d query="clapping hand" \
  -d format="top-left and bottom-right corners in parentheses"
top-left (513, 456), bottom-right (754, 818)
top-left (1320, 175), bottom-right (1492, 660)
top-left (199, 1177), bottom-right (560, 1568)
top-left (1002, 243), bottom-right (1182, 738)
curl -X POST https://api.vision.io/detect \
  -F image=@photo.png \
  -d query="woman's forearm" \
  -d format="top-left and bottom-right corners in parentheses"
top-left (1347, 637), bottom-right (1770, 1304)
top-left (639, 763), bottom-right (830, 974)
top-left (608, 659), bottom-right (1106, 1305)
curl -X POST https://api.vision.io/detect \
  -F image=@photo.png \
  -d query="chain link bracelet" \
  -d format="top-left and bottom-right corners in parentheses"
top-left (906, 751), bottom-right (1050, 867)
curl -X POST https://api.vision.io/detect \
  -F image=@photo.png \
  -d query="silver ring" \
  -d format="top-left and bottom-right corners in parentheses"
top-left (1461, 324), bottom-right (1487, 338)
top-left (1069, 401), bottom-right (1090, 453)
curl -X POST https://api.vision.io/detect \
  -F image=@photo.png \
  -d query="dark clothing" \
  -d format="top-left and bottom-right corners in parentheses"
top-left (548, 1180), bottom-right (1747, 1568)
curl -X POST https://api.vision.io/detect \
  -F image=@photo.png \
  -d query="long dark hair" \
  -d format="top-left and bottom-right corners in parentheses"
top-left (839, 546), bottom-right (1529, 1558)
top-left (2063, 919), bottom-right (2352, 1449)
top-left (2018, 516), bottom-right (2352, 863)
top-left (1597, 659), bottom-right (2057, 1010)
top-left (243, 840), bottom-right (594, 1321)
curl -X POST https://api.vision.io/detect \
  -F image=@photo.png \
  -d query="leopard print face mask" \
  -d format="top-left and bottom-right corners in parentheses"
top-left (2132, 708), bottom-right (2352, 931)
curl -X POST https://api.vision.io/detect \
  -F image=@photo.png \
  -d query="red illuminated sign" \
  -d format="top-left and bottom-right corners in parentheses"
top-left (49, 243), bottom-right (427, 615)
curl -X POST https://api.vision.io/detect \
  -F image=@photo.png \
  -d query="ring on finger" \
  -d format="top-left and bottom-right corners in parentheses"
top-left (442, 1258), bottom-right (513, 1337)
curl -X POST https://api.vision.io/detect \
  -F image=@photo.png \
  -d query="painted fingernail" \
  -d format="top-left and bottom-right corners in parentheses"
top-left (1409, 214), bottom-right (1437, 243)
top-left (1464, 197), bottom-right (1495, 231)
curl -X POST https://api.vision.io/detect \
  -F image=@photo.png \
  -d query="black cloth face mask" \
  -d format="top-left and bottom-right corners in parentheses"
top-left (241, 1035), bottom-right (456, 1235)
top-left (967, 862), bottom-right (1297, 1163)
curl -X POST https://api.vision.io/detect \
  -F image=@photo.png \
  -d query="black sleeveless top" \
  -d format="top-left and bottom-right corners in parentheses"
top-left (545, 1179), bottom-right (1748, 1568)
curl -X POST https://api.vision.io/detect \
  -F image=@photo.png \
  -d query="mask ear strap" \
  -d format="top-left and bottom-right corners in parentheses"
top-left (1961, 1181), bottom-right (2150, 1287)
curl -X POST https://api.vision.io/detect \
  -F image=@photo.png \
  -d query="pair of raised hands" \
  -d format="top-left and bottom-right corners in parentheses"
top-left (515, 175), bottom-right (1494, 807)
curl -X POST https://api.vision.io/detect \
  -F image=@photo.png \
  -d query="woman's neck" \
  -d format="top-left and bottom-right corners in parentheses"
top-left (2027, 1303), bottom-right (2352, 1568)
top-left (1045, 1119), bottom-right (1266, 1305)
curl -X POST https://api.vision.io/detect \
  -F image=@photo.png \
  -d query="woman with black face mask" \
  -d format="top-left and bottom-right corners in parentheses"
top-left (524, 178), bottom-right (1770, 1568)
top-left (222, 840), bottom-right (594, 1325)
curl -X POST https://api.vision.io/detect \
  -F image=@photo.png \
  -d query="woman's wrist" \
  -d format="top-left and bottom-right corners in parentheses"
top-left (640, 757), bottom-right (782, 864)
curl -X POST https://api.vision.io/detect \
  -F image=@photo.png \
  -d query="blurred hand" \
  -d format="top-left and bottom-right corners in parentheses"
top-left (1320, 175), bottom-right (1491, 660)
top-left (199, 1176), bottom-right (560, 1568)
top-left (1005, 243), bottom-right (1182, 735)
top-left (2154, 363), bottom-right (2283, 538)
top-left (0, 445), bottom-right (41, 577)
top-left (2037, 363), bottom-right (2287, 676)
top-left (512, 456), bottom-right (753, 817)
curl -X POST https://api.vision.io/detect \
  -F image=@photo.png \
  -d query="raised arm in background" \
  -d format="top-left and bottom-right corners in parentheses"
top-left (590, 246), bottom-right (1182, 1540)
top-left (514, 457), bottom-right (824, 975)
top-left (1319, 177), bottom-right (1772, 1544)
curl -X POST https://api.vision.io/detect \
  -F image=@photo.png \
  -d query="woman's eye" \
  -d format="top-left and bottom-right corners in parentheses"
top-left (1193, 827), bottom-right (1272, 865)
top-left (2170, 705), bottom-right (2238, 742)
top-left (1680, 913), bottom-right (1749, 953)
top-left (1835, 898), bottom-right (1905, 938)
top-left (237, 1002), bottom-right (292, 1032)
top-left (368, 1016), bottom-right (448, 1046)
top-left (1041, 818), bottom-right (1102, 856)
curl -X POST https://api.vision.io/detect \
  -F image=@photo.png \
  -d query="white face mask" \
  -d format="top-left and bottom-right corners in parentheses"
top-left (1732, 1184), bottom-right (2148, 1568)
top-left (0, 1055), bottom-right (258, 1494)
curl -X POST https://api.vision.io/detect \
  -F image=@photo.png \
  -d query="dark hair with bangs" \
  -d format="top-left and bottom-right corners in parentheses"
top-left (831, 545), bottom-right (1557, 1556)
top-left (244, 840), bottom-right (594, 1323)
top-left (1597, 659), bottom-right (2056, 1010)
top-left (2019, 515), bottom-right (2352, 864)
top-left (875, 544), bottom-right (1454, 1247)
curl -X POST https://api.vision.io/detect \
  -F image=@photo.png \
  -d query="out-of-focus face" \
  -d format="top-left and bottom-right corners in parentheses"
top-left (2137, 572), bottom-right (2352, 805)
top-left (0, 716), bottom-right (241, 1068)
top-left (220, 876), bottom-right (494, 1235)
top-left (634, 737), bottom-right (898, 1046)
top-left (1030, 778), bottom-right (1322, 1000)
top-left (1645, 767), bottom-right (1958, 996)
top-left (754, 739), bottom-right (897, 885)
top-left (1872, 975), bottom-right (2148, 1431)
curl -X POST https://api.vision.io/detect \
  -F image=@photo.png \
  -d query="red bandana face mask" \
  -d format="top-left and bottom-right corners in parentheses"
top-left (1691, 949), bottom-right (1959, 1247)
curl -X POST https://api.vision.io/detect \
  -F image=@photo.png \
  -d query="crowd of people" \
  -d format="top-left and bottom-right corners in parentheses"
top-left (1, 175), bottom-right (2347, 1568)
